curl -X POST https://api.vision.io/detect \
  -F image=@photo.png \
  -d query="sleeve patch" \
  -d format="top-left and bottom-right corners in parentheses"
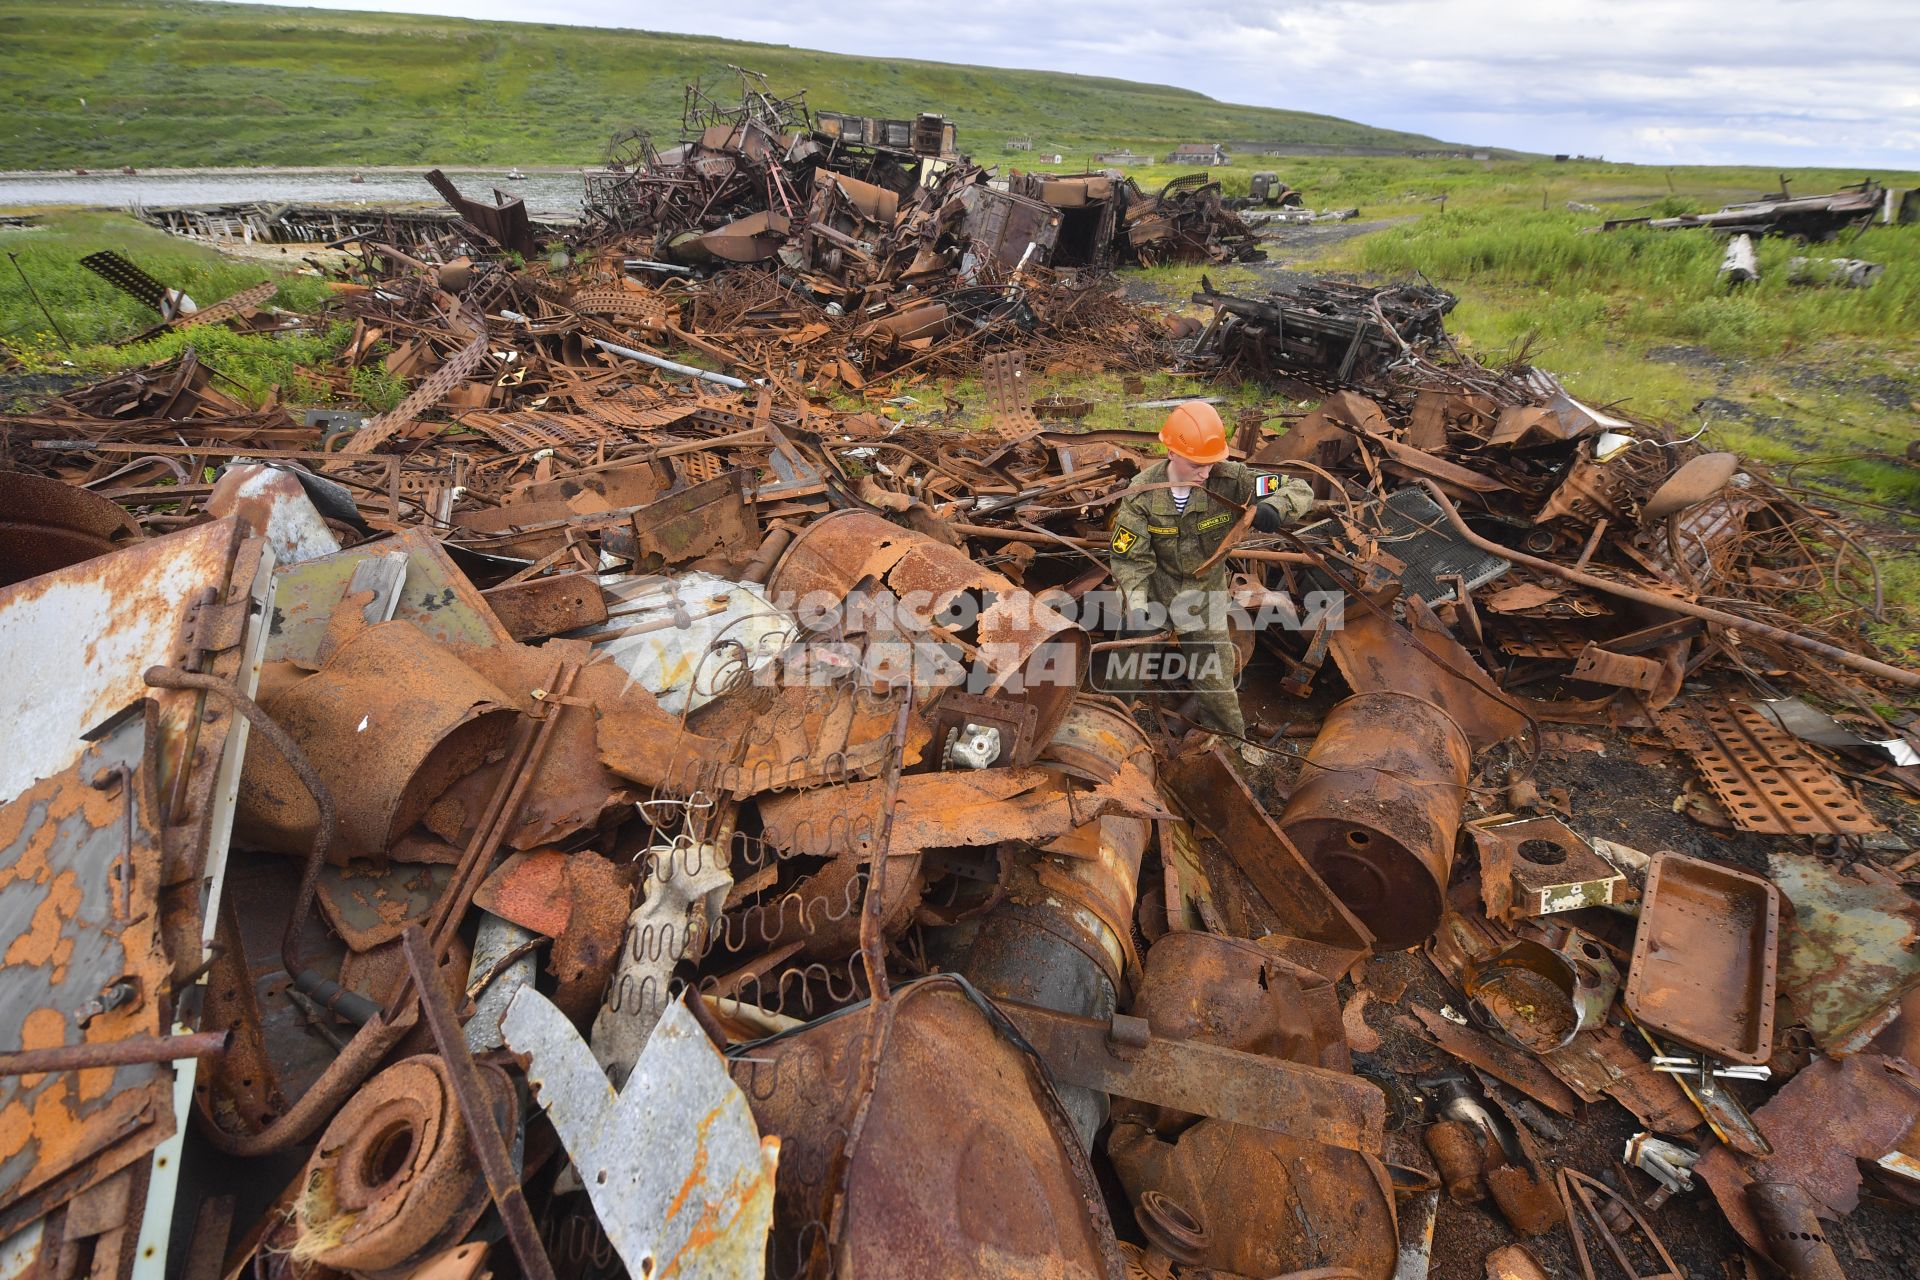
top-left (1254, 472), bottom-right (1281, 498)
top-left (1111, 526), bottom-right (1138, 555)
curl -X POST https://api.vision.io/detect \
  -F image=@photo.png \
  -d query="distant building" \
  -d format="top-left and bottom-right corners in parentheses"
top-left (1005, 137), bottom-right (1034, 152)
top-left (1166, 143), bottom-right (1229, 166)
top-left (1472, 151), bottom-right (1491, 161)
top-left (1093, 149), bottom-right (1146, 165)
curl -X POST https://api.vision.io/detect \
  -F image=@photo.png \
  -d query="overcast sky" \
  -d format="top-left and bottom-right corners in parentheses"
top-left (219, 0), bottom-right (1919, 168)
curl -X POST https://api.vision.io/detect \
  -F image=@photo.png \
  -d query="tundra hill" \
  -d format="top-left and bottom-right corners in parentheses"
top-left (0, 0), bottom-right (1475, 169)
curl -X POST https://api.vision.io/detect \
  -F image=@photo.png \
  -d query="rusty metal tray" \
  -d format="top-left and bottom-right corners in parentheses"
top-left (1625, 851), bottom-right (1781, 1065)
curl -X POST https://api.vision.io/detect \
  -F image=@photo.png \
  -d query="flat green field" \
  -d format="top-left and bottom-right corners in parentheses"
top-left (0, 0), bottom-right (1463, 170)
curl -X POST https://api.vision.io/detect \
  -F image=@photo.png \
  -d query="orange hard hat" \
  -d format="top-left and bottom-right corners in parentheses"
top-left (1159, 400), bottom-right (1228, 464)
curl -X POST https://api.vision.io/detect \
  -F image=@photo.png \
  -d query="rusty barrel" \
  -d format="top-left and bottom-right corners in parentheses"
top-left (1279, 690), bottom-right (1470, 949)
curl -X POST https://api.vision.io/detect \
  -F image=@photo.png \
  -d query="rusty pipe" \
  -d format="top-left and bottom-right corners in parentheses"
top-left (194, 1011), bottom-right (408, 1156)
top-left (143, 667), bottom-right (337, 983)
top-left (0, 1031), bottom-right (228, 1076)
top-left (1412, 481), bottom-right (1920, 689)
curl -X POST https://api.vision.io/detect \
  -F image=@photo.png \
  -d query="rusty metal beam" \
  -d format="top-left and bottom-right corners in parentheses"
top-left (995, 999), bottom-right (1385, 1153)
top-left (400, 926), bottom-right (557, 1280)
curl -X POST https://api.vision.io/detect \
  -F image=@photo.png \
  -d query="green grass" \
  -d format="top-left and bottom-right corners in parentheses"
top-left (1, 209), bottom-right (344, 402)
top-left (0, 1), bottom-right (1467, 170)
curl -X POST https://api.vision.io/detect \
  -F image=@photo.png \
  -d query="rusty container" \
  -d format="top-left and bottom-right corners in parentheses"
top-left (237, 621), bottom-right (516, 860)
top-left (1279, 690), bottom-right (1471, 949)
top-left (767, 509), bottom-right (1087, 759)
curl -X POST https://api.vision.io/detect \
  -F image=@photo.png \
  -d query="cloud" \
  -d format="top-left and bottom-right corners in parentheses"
top-left (208, 0), bottom-right (1919, 167)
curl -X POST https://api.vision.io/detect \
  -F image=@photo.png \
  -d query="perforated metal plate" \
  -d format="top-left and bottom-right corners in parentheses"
top-left (1657, 700), bottom-right (1883, 836)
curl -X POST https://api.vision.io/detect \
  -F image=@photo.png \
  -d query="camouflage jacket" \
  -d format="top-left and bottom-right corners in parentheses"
top-left (1108, 459), bottom-right (1313, 624)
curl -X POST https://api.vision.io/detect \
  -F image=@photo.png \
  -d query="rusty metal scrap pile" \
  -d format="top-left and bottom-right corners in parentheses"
top-left (1, 164), bottom-right (1918, 1280)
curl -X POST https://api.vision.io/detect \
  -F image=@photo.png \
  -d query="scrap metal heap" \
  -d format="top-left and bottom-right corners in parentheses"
top-left (577, 72), bottom-right (1259, 320)
top-left (0, 152), bottom-right (1917, 1280)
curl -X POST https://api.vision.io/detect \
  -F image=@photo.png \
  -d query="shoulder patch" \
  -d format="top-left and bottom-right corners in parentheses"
top-left (1254, 472), bottom-right (1281, 498)
top-left (1111, 526), bottom-right (1139, 555)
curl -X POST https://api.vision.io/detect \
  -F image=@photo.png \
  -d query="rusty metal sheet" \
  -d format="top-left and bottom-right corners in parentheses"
top-left (1625, 851), bottom-right (1780, 1064)
top-left (312, 860), bottom-right (454, 952)
top-left (438, 638), bottom-right (639, 850)
top-left (726, 976), bottom-right (1122, 1280)
top-left (471, 849), bottom-right (573, 938)
top-left (758, 763), bottom-right (1162, 859)
top-left (1769, 849), bottom-right (1920, 1054)
top-left (479, 573), bottom-right (608, 642)
top-left (1159, 746), bottom-right (1374, 958)
top-left (265, 531), bottom-right (516, 668)
top-left (626, 471), bottom-right (757, 572)
top-left (0, 705), bottom-right (174, 1232)
top-left (1698, 1053), bottom-right (1920, 1254)
top-left (1411, 1007), bottom-right (1580, 1117)
top-left (996, 1000), bottom-right (1383, 1152)
top-left (0, 518), bottom-right (243, 811)
top-left (1657, 699), bottom-right (1882, 836)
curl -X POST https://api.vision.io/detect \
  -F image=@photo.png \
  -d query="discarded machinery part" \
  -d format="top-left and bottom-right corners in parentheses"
top-left (1470, 815), bottom-right (1630, 922)
top-left (1625, 851), bottom-right (1781, 1065)
top-left (1465, 935), bottom-right (1619, 1054)
top-left (235, 620), bottom-right (516, 860)
top-left (464, 913), bottom-right (538, 1053)
top-left (591, 838), bottom-right (732, 1088)
top-left (1558, 1168), bottom-right (1683, 1280)
top-left (1159, 744), bottom-right (1374, 964)
top-left (766, 508), bottom-right (1089, 753)
top-left (502, 988), bottom-right (777, 1280)
top-left (1642, 452), bottom-right (1741, 522)
top-left (590, 335), bottom-right (753, 389)
top-left (0, 472), bottom-right (143, 587)
top-left (725, 976), bottom-right (1122, 1280)
top-left (478, 572), bottom-right (609, 642)
top-left (942, 722), bottom-right (1002, 769)
top-left (0, 1031), bottom-right (227, 1077)
top-left (1135, 1190), bottom-right (1209, 1265)
top-left (1107, 1115), bottom-right (1398, 1280)
top-left (400, 927), bottom-right (556, 1280)
top-left (292, 1051), bottom-right (516, 1280)
top-left (1625, 1133), bottom-right (1699, 1195)
top-left (1746, 1182), bottom-right (1847, 1280)
top-left (981, 349), bottom-right (1043, 442)
top-left (1278, 691), bottom-right (1471, 950)
top-left (1656, 700), bottom-right (1883, 837)
top-left (1411, 480), bottom-right (1920, 688)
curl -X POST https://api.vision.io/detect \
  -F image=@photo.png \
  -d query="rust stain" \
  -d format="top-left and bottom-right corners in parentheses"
top-left (6, 869), bottom-right (82, 970)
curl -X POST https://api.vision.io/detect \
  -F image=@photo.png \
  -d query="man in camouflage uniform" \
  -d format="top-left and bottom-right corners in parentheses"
top-left (1109, 400), bottom-right (1314, 751)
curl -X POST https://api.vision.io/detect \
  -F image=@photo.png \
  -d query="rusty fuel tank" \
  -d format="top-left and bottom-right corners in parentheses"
top-left (1279, 690), bottom-right (1471, 950)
